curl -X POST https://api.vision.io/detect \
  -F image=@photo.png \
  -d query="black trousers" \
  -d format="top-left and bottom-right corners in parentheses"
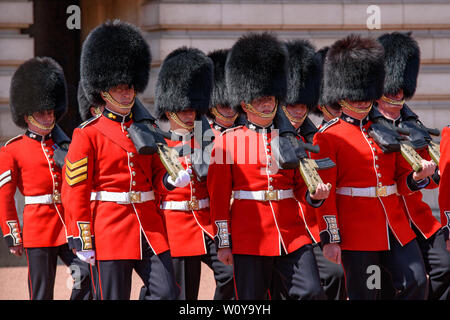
top-left (313, 243), bottom-right (347, 300)
top-left (269, 243), bottom-right (347, 300)
top-left (234, 245), bottom-right (325, 300)
top-left (25, 244), bottom-right (93, 300)
top-left (341, 230), bottom-right (428, 300)
top-left (96, 238), bottom-right (178, 300)
top-left (416, 228), bottom-right (450, 300)
top-left (172, 234), bottom-right (234, 300)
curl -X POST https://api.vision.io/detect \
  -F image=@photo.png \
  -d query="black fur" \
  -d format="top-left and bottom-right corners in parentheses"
top-left (80, 20), bottom-right (151, 107)
top-left (10, 57), bottom-right (67, 129)
top-left (208, 49), bottom-right (230, 108)
top-left (377, 32), bottom-right (420, 99)
top-left (285, 40), bottom-right (322, 110)
top-left (312, 46), bottom-right (332, 115)
top-left (77, 80), bottom-right (92, 122)
top-left (154, 47), bottom-right (213, 120)
top-left (321, 34), bottom-right (385, 107)
top-left (225, 32), bottom-right (288, 109)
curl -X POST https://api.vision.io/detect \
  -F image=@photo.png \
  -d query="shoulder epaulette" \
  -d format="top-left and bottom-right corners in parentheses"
top-left (319, 117), bottom-right (339, 133)
top-left (3, 134), bottom-right (23, 147)
top-left (78, 114), bottom-right (101, 129)
top-left (220, 125), bottom-right (244, 136)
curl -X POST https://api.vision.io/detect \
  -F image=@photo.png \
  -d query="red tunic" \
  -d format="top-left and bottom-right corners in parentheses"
top-left (208, 124), bottom-right (312, 256)
top-left (439, 126), bottom-right (450, 240)
top-left (62, 113), bottom-right (171, 260)
top-left (159, 134), bottom-right (213, 257)
top-left (0, 132), bottom-right (66, 248)
top-left (312, 117), bottom-right (417, 251)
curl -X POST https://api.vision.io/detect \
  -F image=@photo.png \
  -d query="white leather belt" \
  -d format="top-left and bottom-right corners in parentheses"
top-left (233, 189), bottom-right (294, 201)
top-left (161, 198), bottom-right (210, 211)
top-left (90, 191), bottom-right (155, 204)
top-left (24, 192), bottom-right (61, 205)
top-left (336, 184), bottom-right (397, 198)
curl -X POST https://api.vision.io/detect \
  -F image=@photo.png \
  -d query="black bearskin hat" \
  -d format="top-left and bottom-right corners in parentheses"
top-left (10, 57), bottom-right (67, 129)
top-left (77, 80), bottom-right (93, 122)
top-left (321, 34), bottom-right (385, 107)
top-left (285, 40), bottom-right (323, 110)
top-left (377, 32), bottom-right (420, 100)
top-left (225, 32), bottom-right (288, 109)
top-left (80, 20), bottom-right (151, 107)
top-left (208, 49), bottom-right (230, 109)
top-left (154, 47), bottom-right (213, 120)
top-left (312, 46), bottom-right (332, 115)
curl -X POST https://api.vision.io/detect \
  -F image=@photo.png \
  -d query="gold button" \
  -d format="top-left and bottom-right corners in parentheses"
top-left (132, 181), bottom-right (136, 186)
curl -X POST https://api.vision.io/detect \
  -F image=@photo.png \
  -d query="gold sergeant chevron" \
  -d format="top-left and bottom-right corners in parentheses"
top-left (65, 157), bottom-right (88, 186)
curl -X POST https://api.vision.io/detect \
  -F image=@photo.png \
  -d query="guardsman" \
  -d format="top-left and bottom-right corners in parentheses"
top-left (376, 31), bottom-right (449, 300)
top-left (312, 34), bottom-right (433, 300)
top-left (0, 57), bottom-right (92, 300)
top-left (277, 39), bottom-right (346, 300)
top-left (208, 32), bottom-right (330, 300)
top-left (206, 49), bottom-right (241, 135)
top-left (439, 125), bottom-right (450, 252)
top-left (154, 47), bottom-right (234, 300)
top-left (62, 20), bottom-right (186, 300)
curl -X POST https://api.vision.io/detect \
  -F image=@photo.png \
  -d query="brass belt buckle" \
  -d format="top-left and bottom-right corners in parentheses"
top-left (188, 199), bottom-right (199, 210)
top-left (52, 191), bottom-right (61, 203)
top-left (264, 190), bottom-right (279, 201)
top-left (376, 186), bottom-right (387, 197)
top-left (129, 191), bottom-right (141, 203)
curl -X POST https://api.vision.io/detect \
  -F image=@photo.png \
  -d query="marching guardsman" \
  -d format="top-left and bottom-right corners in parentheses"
top-left (376, 32), bottom-right (449, 300)
top-left (439, 125), bottom-right (450, 252)
top-left (311, 34), bottom-right (433, 300)
top-left (208, 32), bottom-right (330, 300)
top-left (62, 20), bottom-right (185, 300)
top-left (0, 57), bottom-right (92, 300)
top-left (277, 39), bottom-right (346, 300)
top-left (206, 49), bottom-right (241, 135)
top-left (154, 47), bottom-right (234, 300)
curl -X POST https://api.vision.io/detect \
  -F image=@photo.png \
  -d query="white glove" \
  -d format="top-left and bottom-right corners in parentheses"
top-left (167, 169), bottom-right (191, 188)
top-left (76, 250), bottom-right (96, 266)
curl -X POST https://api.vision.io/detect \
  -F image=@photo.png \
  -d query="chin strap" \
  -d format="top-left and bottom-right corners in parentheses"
top-left (318, 105), bottom-right (336, 120)
top-left (244, 101), bottom-right (278, 119)
top-left (381, 95), bottom-right (405, 106)
top-left (101, 91), bottom-right (135, 110)
top-left (338, 100), bottom-right (373, 114)
top-left (168, 112), bottom-right (195, 131)
top-left (27, 115), bottom-right (55, 131)
top-left (282, 105), bottom-right (308, 124)
top-left (211, 107), bottom-right (238, 125)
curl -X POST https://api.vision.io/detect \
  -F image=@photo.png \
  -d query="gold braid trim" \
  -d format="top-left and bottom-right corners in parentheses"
top-left (338, 100), bottom-right (373, 114)
top-left (244, 101), bottom-right (278, 118)
top-left (211, 107), bottom-right (238, 124)
top-left (168, 112), bottom-right (195, 130)
top-left (381, 95), bottom-right (405, 106)
top-left (27, 115), bottom-right (55, 131)
top-left (282, 105), bottom-right (308, 124)
top-left (101, 91), bottom-right (135, 110)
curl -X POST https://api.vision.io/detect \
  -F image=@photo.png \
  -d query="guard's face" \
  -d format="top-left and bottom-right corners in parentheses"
top-left (286, 104), bottom-right (307, 118)
top-left (216, 105), bottom-right (237, 118)
top-left (24, 109), bottom-right (55, 135)
top-left (109, 84), bottom-right (135, 105)
top-left (176, 109), bottom-right (196, 127)
top-left (251, 96), bottom-right (276, 114)
top-left (285, 103), bottom-right (308, 129)
top-left (33, 109), bottom-right (55, 126)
